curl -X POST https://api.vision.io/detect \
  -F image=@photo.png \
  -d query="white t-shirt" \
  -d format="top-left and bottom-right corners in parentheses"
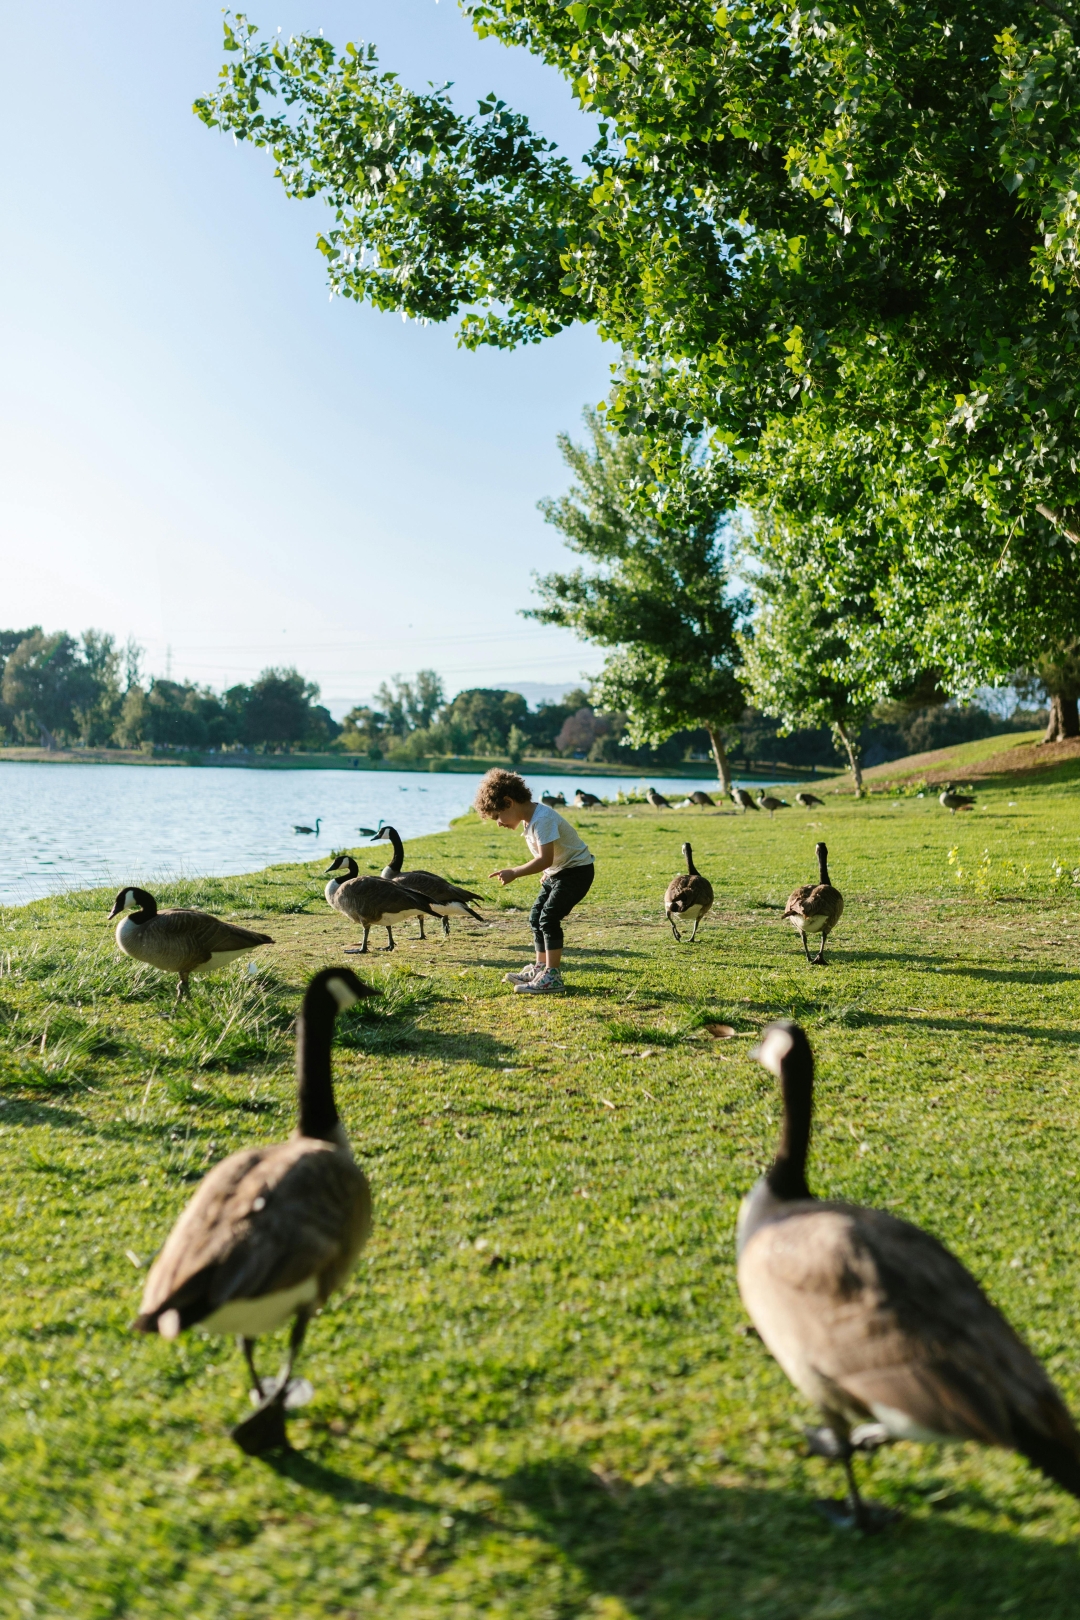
top-left (522, 802), bottom-right (594, 874)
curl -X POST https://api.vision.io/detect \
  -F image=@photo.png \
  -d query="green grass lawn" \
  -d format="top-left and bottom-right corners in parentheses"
top-left (4, 786), bottom-right (1080, 1617)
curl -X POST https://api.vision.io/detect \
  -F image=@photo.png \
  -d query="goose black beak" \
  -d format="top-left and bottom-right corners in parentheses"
top-left (107, 902), bottom-right (122, 919)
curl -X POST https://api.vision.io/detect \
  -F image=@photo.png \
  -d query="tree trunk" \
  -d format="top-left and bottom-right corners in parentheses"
top-left (706, 726), bottom-right (732, 797)
top-left (1043, 692), bottom-right (1080, 742)
top-left (833, 720), bottom-right (863, 797)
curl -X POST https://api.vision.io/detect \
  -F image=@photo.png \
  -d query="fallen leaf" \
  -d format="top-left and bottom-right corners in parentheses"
top-left (703, 1023), bottom-right (736, 1039)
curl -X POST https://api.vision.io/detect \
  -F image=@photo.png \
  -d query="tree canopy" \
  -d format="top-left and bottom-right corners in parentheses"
top-left (528, 411), bottom-right (745, 789)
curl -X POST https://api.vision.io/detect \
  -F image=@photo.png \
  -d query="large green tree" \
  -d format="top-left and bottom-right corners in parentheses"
top-left (197, 7), bottom-right (1080, 537)
top-left (528, 411), bottom-right (745, 791)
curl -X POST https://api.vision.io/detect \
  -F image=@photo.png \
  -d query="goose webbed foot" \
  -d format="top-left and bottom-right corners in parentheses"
top-left (689, 919), bottom-right (700, 941)
top-left (382, 927), bottom-right (395, 951)
top-left (417, 917), bottom-right (426, 940)
top-left (344, 943), bottom-right (369, 954)
top-left (669, 919), bottom-right (682, 941)
top-left (812, 1448), bottom-right (900, 1535)
top-left (441, 917), bottom-right (451, 938)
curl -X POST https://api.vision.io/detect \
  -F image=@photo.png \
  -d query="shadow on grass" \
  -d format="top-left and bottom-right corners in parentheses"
top-left (498, 1460), bottom-right (1080, 1620)
top-left (836, 948), bottom-right (1080, 986)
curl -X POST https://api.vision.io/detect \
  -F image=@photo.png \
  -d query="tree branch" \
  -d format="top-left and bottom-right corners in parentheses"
top-left (1036, 503), bottom-right (1080, 544)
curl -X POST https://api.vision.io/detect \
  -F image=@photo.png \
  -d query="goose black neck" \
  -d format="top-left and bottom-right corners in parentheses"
top-left (684, 844), bottom-right (699, 877)
top-left (385, 827), bottom-right (404, 873)
top-left (129, 888), bottom-right (157, 921)
top-left (816, 844), bottom-right (830, 885)
top-left (766, 1041), bottom-right (814, 1202)
top-left (296, 980), bottom-right (341, 1142)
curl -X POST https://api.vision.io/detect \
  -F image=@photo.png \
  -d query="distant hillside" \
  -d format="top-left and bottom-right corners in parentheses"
top-left (812, 729), bottom-right (1080, 792)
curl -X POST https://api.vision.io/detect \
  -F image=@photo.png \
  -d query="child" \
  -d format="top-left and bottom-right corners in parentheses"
top-left (474, 768), bottom-right (595, 995)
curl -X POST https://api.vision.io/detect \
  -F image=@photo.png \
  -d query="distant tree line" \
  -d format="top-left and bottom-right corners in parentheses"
top-left (0, 629), bottom-right (337, 753)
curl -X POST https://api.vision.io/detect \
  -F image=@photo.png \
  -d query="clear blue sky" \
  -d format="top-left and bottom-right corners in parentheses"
top-left (1, 3), bottom-right (611, 714)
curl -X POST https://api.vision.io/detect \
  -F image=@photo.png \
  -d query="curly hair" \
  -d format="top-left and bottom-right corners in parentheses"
top-left (474, 768), bottom-right (533, 816)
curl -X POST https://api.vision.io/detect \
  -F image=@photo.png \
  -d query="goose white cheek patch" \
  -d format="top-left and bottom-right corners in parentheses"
top-left (158, 1309), bottom-right (181, 1340)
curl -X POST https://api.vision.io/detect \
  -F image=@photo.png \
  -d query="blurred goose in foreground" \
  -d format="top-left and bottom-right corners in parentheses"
top-left (795, 791), bottom-right (825, 808)
top-left (134, 967), bottom-right (377, 1455)
top-left (324, 858), bottom-right (438, 953)
top-left (109, 888), bottom-right (273, 1000)
top-left (757, 793), bottom-right (790, 818)
top-left (371, 826), bottom-right (484, 938)
top-left (646, 787), bottom-right (671, 810)
top-left (783, 842), bottom-right (844, 964)
top-left (664, 843), bottom-right (714, 942)
top-left (738, 1022), bottom-right (1080, 1529)
top-left (574, 790), bottom-right (603, 808)
top-left (731, 787), bottom-right (759, 813)
top-left (939, 788), bottom-right (976, 813)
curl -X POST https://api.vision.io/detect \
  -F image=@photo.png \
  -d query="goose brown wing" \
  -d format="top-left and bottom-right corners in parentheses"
top-left (161, 909), bottom-right (273, 958)
top-left (333, 875), bottom-right (436, 921)
top-left (398, 869), bottom-right (484, 904)
top-left (783, 883), bottom-right (841, 922)
top-left (740, 1205), bottom-right (1080, 1461)
top-left (136, 1139), bottom-right (370, 1330)
top-left (666, 873), bottom-right (713, 913)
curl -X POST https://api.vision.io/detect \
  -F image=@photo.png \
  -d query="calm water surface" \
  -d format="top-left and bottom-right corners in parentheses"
top-left (0, 762), bottom-right (795, 905)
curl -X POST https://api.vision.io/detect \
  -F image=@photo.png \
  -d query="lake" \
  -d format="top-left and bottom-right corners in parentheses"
top-left (0, 762), bottom-right (798, 905)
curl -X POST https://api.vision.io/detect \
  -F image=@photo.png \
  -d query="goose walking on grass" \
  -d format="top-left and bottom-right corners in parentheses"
top-left (109, 888), bottom-right (274, 1000)
top-left (795, 791), bottom-right (825, 809)
top-left (324, 857), bottom-right (438, 953)
top-left (134, 968), bottom-right (376, 1455)
top-left (664, 843), bottom-right (714, 942)
top-left (294, 818), bottom-right (322, 836)
top-left (738, 1022), bottom-right (1080, 1530)
top-left (757, 793), bottom-right (790, 818)
top-left (688, 790), bottom-right (715, 809)
top-left (940, 787), bottom-right (977, 814)
top-left (646, 787), bottom-right (671, 811)
top-left (731, 787), bottom-right (760, 813)
top-left (783, 843), bottom-right (844, 965)
top-left (371, 826), bottom-right (484, 938)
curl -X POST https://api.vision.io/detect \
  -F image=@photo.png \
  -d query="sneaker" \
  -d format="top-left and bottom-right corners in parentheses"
top-left (503, 963), bottom-right (543, 985)
top-left (513, 968), bottom-right (564, 995)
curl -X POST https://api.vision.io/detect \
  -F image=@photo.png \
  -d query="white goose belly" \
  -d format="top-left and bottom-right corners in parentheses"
top-left (791, 913), bottom-right (828, 935)
top-left (202, 1276), bottom-right (319, 1336)
top-left (189, 948), bottom-right (254, 975)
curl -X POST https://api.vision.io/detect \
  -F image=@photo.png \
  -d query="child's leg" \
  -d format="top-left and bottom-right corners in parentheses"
top-left (527, 887), bottom-right (547, 965)
top-left (536, 868), bottom-right (595, 969)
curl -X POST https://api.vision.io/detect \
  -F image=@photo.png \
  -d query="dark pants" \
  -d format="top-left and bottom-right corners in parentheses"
top-left (530, 864), bottom-right (595, 952)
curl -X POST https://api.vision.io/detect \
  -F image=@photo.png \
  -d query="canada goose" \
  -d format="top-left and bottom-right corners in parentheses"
top-left (324, 854), bottom-right (359, 907)
top-left (757, 793), bottom-right (790, 817)
top-left (324, 858), bottom-right (438, 953)
top-left (371, 826), bottom-right (484, 938)
top-left (646, 788), bottom-right (671, 810)
top-left (134, 967), bottom-right (376, 1455)
top-left (688, 790), bottom-right (715, 809)
top-left (738, 1021), bottom-right (1080, 1529)
top-left (541, 790), bottom-right (567, 808)
top-left (108, 888), bottom-right (274, 1000)
top-left (293, 818), bottom-right (322, 836)
top-left (940, 788), bottom-right (976, 813)
top-left (664, 843), bottom-right (714, 941)
top-left (795, 791), bottom-right (825, 808)
top-left (574, 790), bottom-right (603, 809)
top-left (783, 842), bottom-right (844, 964)
top-left (731, 787), bottom-right (760, 813)
top-left (356, 823), bottom-right (384, 838)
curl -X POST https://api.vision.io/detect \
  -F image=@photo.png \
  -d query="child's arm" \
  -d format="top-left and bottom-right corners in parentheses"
top-left (491, 842), bottom-right (555, 885)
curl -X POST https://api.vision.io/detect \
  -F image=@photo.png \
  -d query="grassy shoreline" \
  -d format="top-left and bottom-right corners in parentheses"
top-left (0, 745), bottom-right (813, 781)
top-left (3, 788), bottom-right (1080, 1616)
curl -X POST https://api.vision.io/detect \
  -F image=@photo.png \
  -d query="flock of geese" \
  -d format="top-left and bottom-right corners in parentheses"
top-left (108, 788), bottom-right (1079, 1536)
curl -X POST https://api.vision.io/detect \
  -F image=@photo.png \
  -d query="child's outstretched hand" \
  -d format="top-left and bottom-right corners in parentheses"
top-left (491, 868), bottom-right (518, 885)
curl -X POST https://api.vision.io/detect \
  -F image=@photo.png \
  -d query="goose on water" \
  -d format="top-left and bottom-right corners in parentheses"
top-left (134, 967), bottom-right (377, 1454)
top-left (738, 1022), bottom-right (1080, 1529)
top-left (324, 856), bottom-right (438, 952)
top-left (108, 888), bottom-right (274, 1000)
top-left (783, 842), bottom-right (844, 964)
top-left (371, 825), bottom-right (484, 938)
top-left (731, 787), bottom-right (760, 813)
top-left (795, 791), bottom-right (825, 809)
top-left (294, 818), bottom-right (322, 836)
top-left (663, 843), bottom-right (714, 942)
